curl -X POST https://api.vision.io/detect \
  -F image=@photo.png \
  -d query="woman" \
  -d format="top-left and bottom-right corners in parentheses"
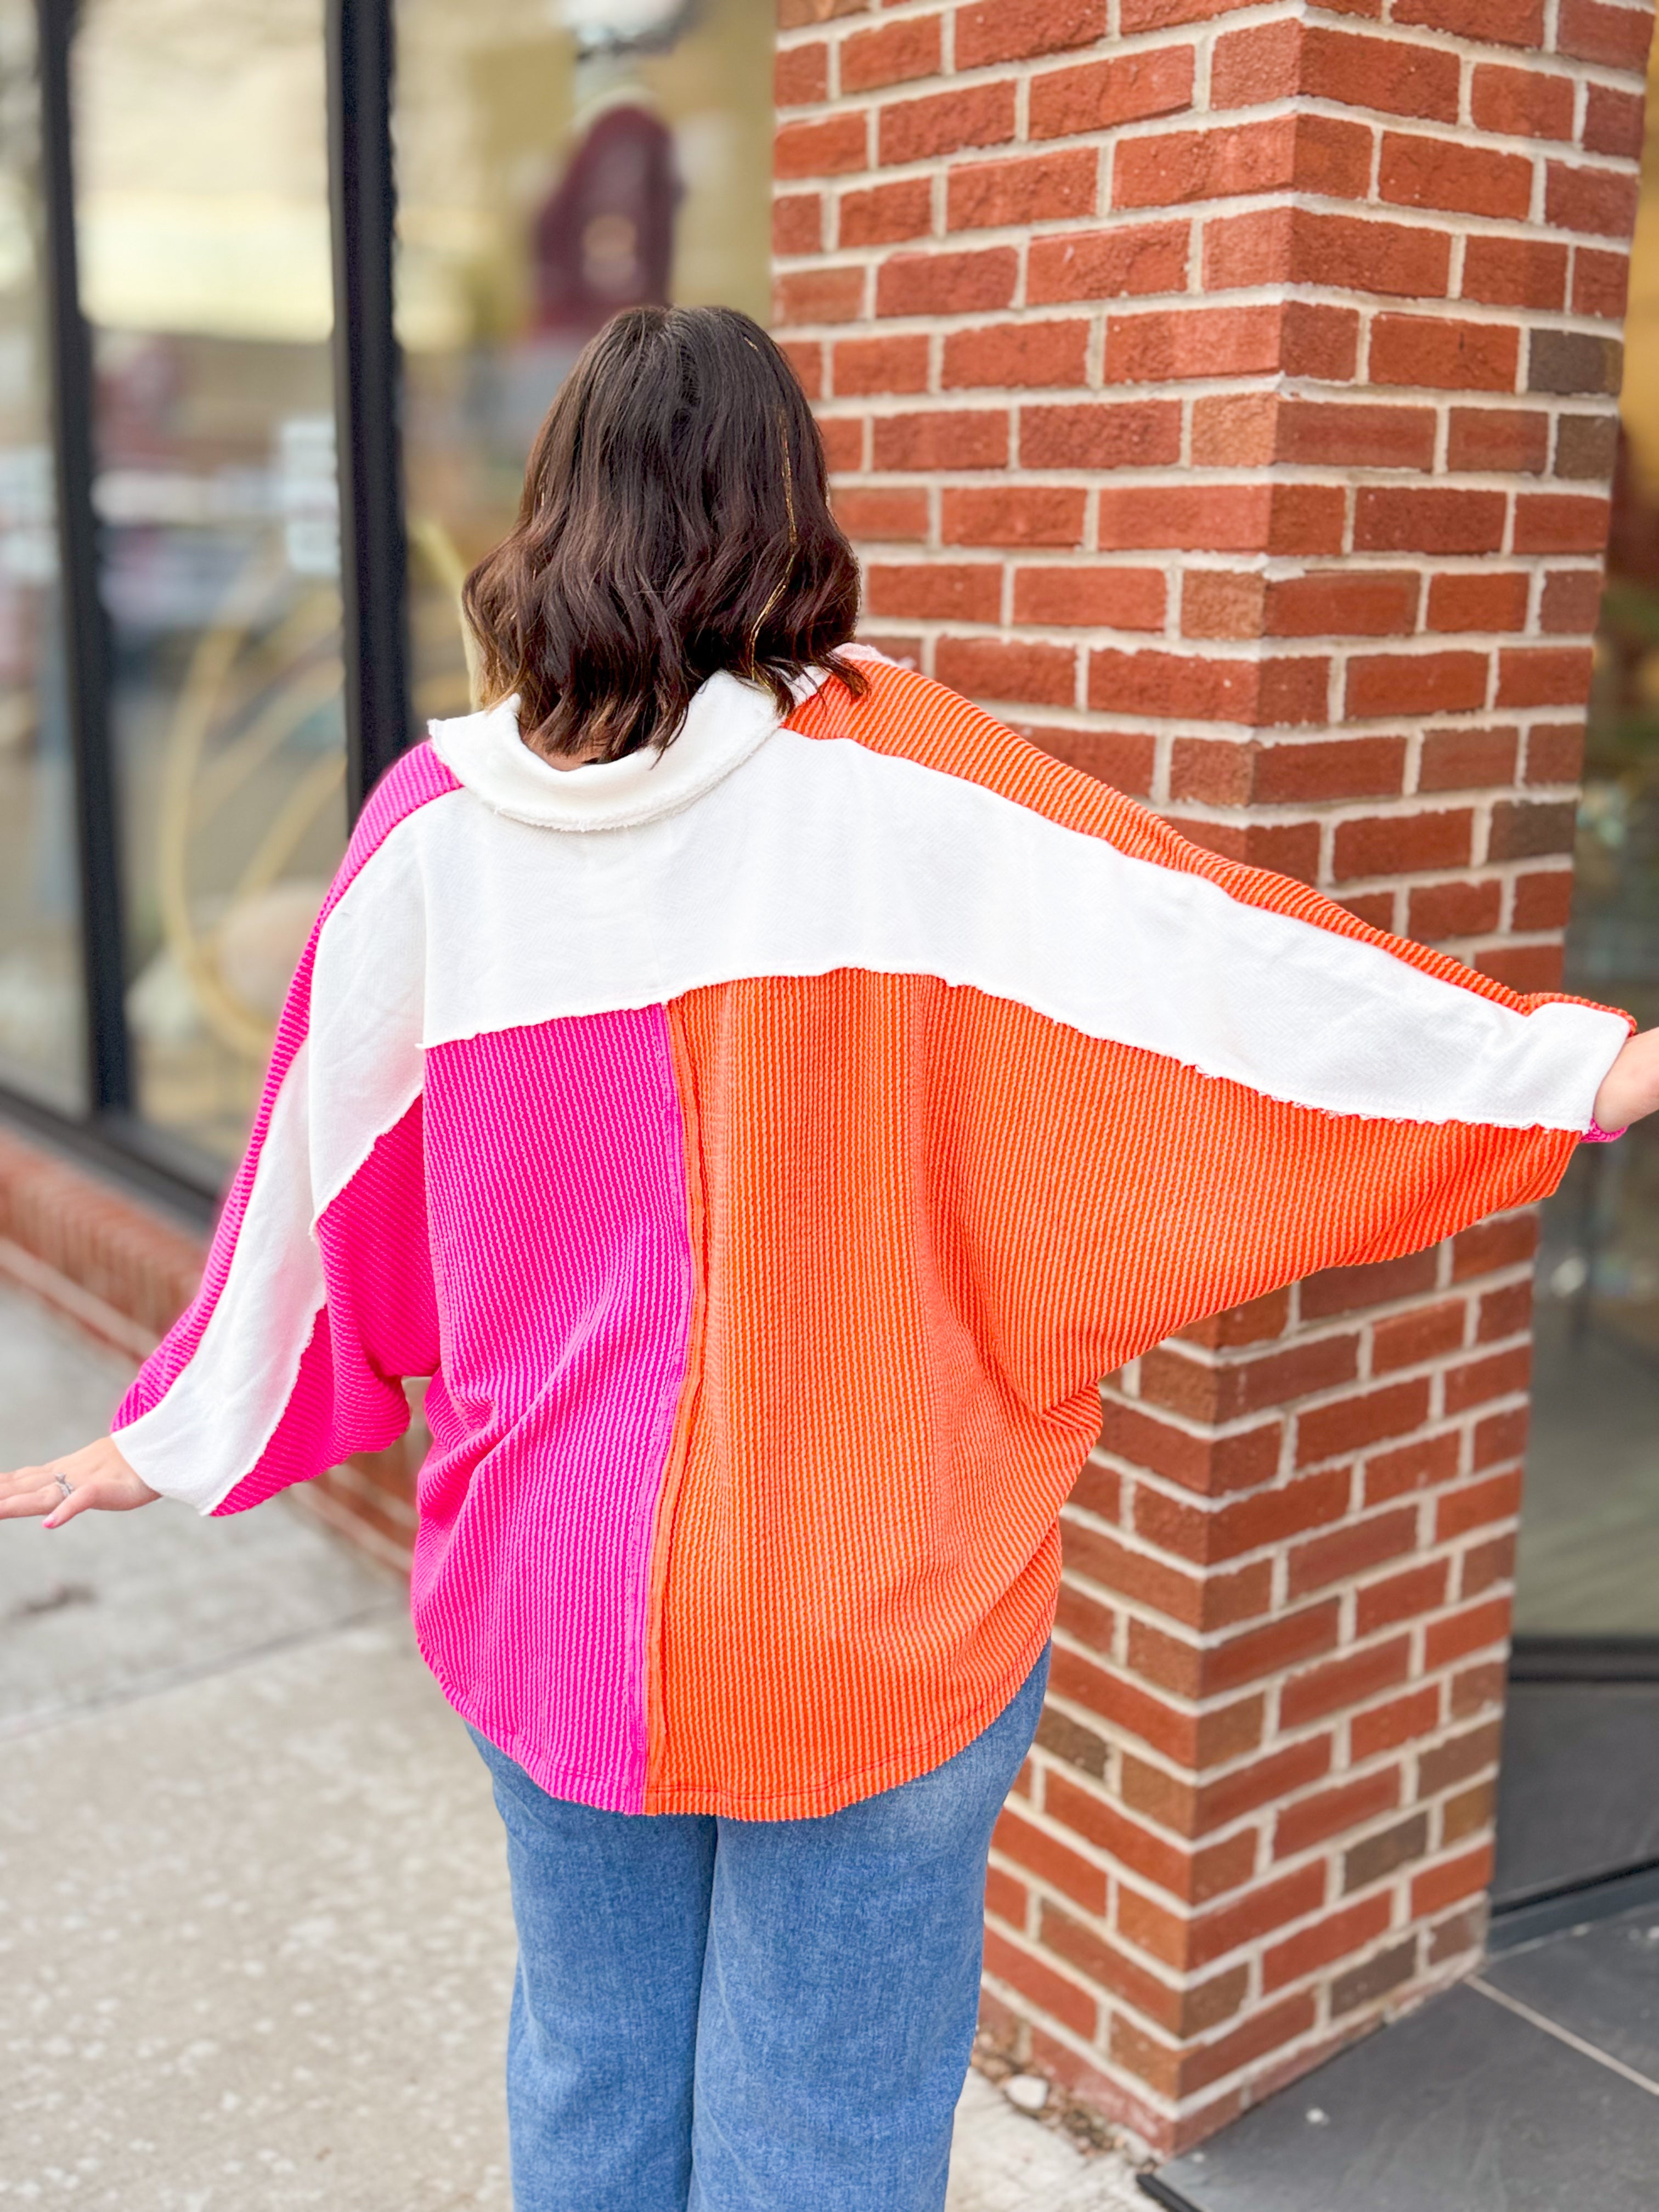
top-left (4, 304), bottom-right (1656, 2212)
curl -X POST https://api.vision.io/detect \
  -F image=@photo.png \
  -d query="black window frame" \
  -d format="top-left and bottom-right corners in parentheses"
top-left (15, 0), bottom-right (408, 1222)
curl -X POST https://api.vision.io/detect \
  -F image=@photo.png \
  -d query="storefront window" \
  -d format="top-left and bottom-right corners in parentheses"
top-left (0, 0), bottom-right (774, 1185)
top-left (393, 0), bottom-right (773, 725)
top-left (0, 0), bottom-right (84, 1110)
top-left (72, 0), bottom-right (346, 1164)
top-left (1520, 42), bottom-right (1659, 1643)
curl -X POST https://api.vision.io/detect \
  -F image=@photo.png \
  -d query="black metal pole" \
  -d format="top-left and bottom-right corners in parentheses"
top-left (34, 0), bottom-right (130, 1114)
top-left (326, 0), bottom-right (410, 820)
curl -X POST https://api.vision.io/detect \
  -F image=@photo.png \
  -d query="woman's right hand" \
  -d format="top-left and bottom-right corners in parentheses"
top-left (0, 1435), bottom-right (159, 1529)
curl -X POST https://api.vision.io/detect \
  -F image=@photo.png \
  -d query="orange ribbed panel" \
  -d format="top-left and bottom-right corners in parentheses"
top-left (646, 967), bottom-right (1572, 1817)
top-left (637, 659), bottom-right (1599, 1816)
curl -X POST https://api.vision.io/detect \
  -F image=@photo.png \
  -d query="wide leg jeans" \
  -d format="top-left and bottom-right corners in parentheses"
top-left (469, 1644), bottom-right (1050, 2212)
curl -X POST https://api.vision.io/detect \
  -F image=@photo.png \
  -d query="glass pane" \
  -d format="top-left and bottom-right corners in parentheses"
top-left (0, 1), bottom-right (85, 1110)
top-left (394, 0), bottom-right (774, 726)
top-left (1520, 38), bottom-right (1659, 1640)
top-left (74, 0), bottom-right (346, 1166)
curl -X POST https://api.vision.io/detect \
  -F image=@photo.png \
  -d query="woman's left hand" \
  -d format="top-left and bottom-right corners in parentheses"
top-left (1594, 1026), bottom-right (1659, 1136)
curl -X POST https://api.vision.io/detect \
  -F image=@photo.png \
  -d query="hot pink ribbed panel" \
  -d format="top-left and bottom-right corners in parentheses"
top-left (414, 1008), bottom-right (695, 1814)
top-left (211, 1098), bottom-right (441, 1515)
top-left (113, 744), bottom-right (459, 1431)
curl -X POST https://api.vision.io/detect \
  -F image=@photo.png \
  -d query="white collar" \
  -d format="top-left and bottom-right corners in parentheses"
top-left (427, 666), bottom-right (807, 832)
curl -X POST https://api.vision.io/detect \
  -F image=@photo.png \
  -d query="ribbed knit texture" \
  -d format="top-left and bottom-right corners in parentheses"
top-left (213, 1098), bottom-right (437, 1514)
top-left (112, 663), bottom-right (1623, 1820)
top-left (647, 969), bottom-right (1572, 1818)
top-left (414, 1009), bottom-right (694, 1812)
top-left (629, 665), bottom-right (1593, 1812)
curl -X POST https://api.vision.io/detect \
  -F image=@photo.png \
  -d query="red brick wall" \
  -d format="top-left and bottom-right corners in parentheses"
top-left (774, 0), bottom-right (1654, 2155)
top-left (0, 1127), bottom-right (201, 1357)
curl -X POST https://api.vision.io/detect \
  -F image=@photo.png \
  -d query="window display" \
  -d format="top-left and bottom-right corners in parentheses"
top-left (1520, 44), bottom-right (1659, 1642)
top-left (74, 0), bottom-right (346, 1162)
top-left (394, 0), bottom-right (772, 726)
top-left (0, 0), bottom-right (85, 1109)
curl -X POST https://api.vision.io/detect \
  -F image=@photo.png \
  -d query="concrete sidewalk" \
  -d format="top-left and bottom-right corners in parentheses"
top-left (0, 1282), bottom-right (1144, 2210)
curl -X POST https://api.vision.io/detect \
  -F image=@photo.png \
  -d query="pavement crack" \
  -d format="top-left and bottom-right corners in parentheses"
top-left (0, 1599), bottom-right (408, 1742)
top-left (8, 1579), bottom-right (97, 1621)
top-left (1468, 1975), bottom-right (1659, 2100)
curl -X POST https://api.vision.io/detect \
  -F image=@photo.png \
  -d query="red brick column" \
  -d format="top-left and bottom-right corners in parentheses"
top-left (774, 0), bottom-right (1654, 2154)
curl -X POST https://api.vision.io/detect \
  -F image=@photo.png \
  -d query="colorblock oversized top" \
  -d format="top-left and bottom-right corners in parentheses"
top-left (112, 654), bottom-right (1629, 1820)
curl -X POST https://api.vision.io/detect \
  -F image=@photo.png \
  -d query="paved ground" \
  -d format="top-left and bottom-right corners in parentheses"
top-left (0, 1281), bottom-right (1144, 2210)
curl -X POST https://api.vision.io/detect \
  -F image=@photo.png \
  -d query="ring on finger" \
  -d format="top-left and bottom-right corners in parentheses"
top-left (52, 1472), bottom-right (72, 1501)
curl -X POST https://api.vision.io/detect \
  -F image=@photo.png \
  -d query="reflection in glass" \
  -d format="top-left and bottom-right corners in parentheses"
top-left (394, 0), bottom-right (773, 725)
top-left (0, 1), bottom-right (84, 1109)
top-left (1521, 38), bottom-right (1659, 1639)
top-left (74, 0), bottom-right (345, 1164)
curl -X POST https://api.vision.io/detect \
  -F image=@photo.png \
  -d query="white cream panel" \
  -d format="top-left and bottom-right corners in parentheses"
top-left (409, 730), bottom-right (1625, 1133)
top-left (114, 1048), bottom-right (328, 1514)
top-left (115, 837), bottom-right (431, 1511)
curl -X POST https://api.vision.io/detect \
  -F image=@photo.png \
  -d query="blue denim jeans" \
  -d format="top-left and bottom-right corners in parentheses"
top-left (468, 1644), bottom-right (1049, 2212)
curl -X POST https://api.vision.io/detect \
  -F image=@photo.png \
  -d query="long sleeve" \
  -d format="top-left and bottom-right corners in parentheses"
top-left (930, 781), bottom-right (1630, 1410)
top-left (111, 749), bottom-right (458, 1514)
top-left (115, 651), bottom-right (1616, 1819)
top-left (779, 660), bottom-right (1634, 1415)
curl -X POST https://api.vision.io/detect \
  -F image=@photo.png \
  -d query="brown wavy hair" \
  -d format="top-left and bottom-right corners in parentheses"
top-left (462, 304), bottom-right (866, 763)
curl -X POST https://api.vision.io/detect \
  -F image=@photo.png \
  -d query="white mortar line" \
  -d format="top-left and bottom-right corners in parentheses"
top-left (1468, 1976), bottom-right (1659, 2098)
